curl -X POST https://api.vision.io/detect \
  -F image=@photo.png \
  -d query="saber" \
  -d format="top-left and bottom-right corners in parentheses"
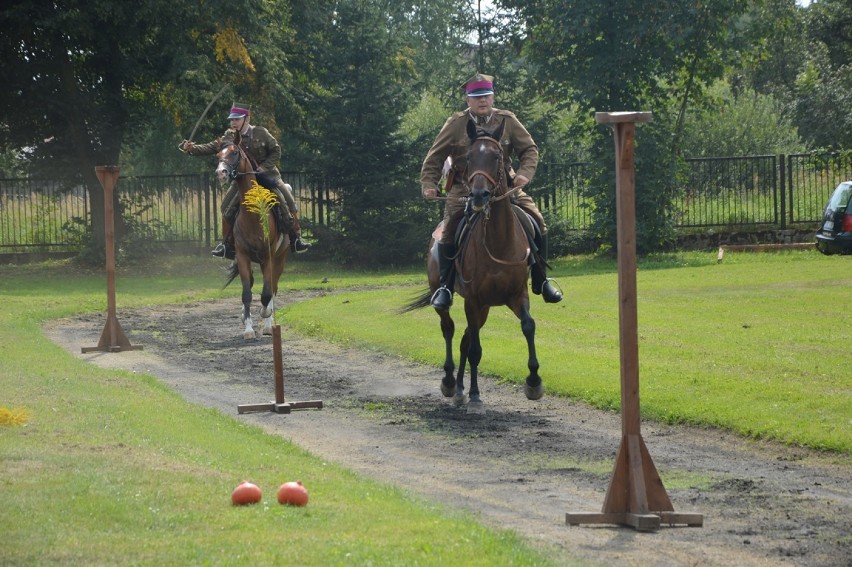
top-left (185, 84), bottom-right (229, 143)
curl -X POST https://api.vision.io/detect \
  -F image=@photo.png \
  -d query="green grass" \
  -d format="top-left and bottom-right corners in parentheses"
top-left (1, 250), bottom-right (849, 564)
top-left (0, 256), bottom-right (560, 566)
top-left (282, 250), bottom-right (852, 455)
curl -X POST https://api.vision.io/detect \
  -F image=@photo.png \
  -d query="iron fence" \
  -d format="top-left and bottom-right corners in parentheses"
top-left (1, 152), bottom-right (848, 252)
top-left (0, 171), bottom-right (336, 252)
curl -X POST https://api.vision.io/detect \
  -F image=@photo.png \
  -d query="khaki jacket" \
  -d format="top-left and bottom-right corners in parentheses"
top-left (186, 125), bottom-right (283, 175)
top-left (420, 108), bottom-right (539, 193)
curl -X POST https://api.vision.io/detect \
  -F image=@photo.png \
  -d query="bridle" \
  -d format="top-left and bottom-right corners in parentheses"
top-left (463, 135), bottom-right (505, 195)
top-left (461, 134), bottom-right (529, 266)
top-left (217, 142), bottom-right (258, 181)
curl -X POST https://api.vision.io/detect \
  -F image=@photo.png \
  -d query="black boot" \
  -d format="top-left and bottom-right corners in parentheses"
top-left (212, 208), bottom-right (237, 259)
top-left (530, 235), bottom-right (562, 304)
top-left (430, 242), bottom-right (456, 310)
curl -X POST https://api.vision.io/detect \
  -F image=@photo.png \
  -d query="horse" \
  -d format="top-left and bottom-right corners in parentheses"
top-left (405, 119), bottom-right (543, 414)
top-left (215, 132), bottom-right (290, 339)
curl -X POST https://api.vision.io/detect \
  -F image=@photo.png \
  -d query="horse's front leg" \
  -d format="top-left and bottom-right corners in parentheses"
top-left (463, 305), bottom-right (489, 415)
top-left (241, 284), bottom-right (256, 340)
top-left (438, 310), bottom-right (457, 397)
top-left (260, 295), bottom-right (275, 335)
top-left (514, 302), bottom-right (543, 400)
top-left (259, 264), bottom-right (275, 335)
top-left (453, 329), bottom-right (470, 407)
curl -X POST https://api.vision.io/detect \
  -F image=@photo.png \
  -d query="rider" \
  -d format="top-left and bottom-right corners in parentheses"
top-left (180, 102), bottom-right (311, 258)
top-left (420, 73), bottom-right (562, 309)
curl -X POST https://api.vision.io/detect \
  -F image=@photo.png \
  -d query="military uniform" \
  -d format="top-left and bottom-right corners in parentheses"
top-left (185, 125), bottom-right (296, 217)
top-left (420, 72), bottom-right (561, 307)
top-left (420, 108), bottom-right (545, 245)
top-left (182, 99), bottom-right (311, 256)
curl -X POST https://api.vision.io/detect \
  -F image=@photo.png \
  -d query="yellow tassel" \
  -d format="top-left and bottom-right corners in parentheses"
top-left (243, 181), bottom-right (279, 241)
top-left (0, 406), bottom-right (30, 427)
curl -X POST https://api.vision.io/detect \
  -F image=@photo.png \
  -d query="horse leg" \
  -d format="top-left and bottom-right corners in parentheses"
top-left (453, 329), bottom-right (470, 406)
top-left (240, 263), bottom-right (256, 340)
top-left (464, 305), bottom-right (490, 415)
top-left (259, 262), bottom-right (276, 336)
top-left (438, 310), bottom-right (456, 397)
top-left (510, 300), bottom-right (543, 400)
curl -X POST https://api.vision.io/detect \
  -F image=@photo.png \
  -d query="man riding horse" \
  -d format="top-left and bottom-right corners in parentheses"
top-left (420, 73), bottom-right (562, 309)
top-left (180, 102), bottom-right (311, 259)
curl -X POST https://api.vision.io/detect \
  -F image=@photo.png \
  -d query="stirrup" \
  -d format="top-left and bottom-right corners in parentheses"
top-left (430, 286), bottom-right (453, 309)
top-left (211, 242), bottom-right (227, 258)
top-left (541, 278), bottom-right (563, 304)
top-left (293, 237), bottom-right (311, 253)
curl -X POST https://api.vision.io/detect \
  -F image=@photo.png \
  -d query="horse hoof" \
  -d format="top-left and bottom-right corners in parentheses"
top-left (466, 399), bottom-right (485, 415)
top-left (262, 327), bottom-right (273, 336)
top-left (453, 392), bottom-right (467, 407)
top-left (441, 382), bottom-right (456, 397)
top-left (524, 382), bottom-right (544, 400)
top-left (243, 331), bottom-right (257, 340)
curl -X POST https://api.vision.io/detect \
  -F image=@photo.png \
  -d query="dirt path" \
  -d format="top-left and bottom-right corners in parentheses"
top-left (45, 295), bottom-right (850, 567)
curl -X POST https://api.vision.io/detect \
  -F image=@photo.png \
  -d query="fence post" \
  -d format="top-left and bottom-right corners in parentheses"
top-left (779, 155), bottom-right (787, 229)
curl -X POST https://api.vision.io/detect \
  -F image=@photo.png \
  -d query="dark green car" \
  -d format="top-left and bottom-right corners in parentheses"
top-left (816, 181), bottom-right (852, 255)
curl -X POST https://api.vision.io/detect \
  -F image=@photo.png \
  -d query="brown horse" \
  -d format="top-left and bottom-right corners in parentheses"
top-left (406, 120), bottom-right (543, 414)
top-left (216, 132), bottom-right (289, 339)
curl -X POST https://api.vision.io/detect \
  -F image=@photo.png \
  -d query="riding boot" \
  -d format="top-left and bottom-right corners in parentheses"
top-left (212, 208), bottom-right (237, 259)
top-left (288, 210), bottom-right (311, 253)
top-left (430, 242), bottom-right (456, 309)
top-left (530, 235), bottom-right (562, 304)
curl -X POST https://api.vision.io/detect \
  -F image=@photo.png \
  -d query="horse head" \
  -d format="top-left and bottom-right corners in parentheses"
top-left (215, 132), bottom-right (249, 182)
top-left (464, 119), bottom-right (506, 213)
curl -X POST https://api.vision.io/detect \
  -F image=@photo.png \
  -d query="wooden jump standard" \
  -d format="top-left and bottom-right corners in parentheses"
top-left (565, 112), bottom-right (703, 532)
top-left (237, 325), bottom-right (323, 414)
top-left (82, 166), bottom-right (143, 354)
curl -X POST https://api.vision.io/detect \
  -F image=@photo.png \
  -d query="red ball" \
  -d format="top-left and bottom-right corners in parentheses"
top-left (277, 480), bottom-right (309, 507)
top-left (231, 481), bottom-right (262, 505)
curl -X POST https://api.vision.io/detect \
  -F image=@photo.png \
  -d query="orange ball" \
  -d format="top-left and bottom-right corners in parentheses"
top-left (277, 480), bottom-right (309, 506)
top-left (231, 481), bottom-right (262, 505)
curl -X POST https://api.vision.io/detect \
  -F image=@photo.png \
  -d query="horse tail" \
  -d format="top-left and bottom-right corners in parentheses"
top-left (222, 261), bottom-right (239, 289)
top-left (399, 288), bottom-right (433, 313)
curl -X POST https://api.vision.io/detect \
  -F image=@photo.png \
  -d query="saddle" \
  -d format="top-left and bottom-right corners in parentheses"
top-left (448, 204), bottom-right (542, 260)
top-left (431, 204), bottom-right (546, 272)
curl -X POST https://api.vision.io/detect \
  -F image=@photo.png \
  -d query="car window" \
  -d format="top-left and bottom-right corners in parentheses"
top-left (828, 183), bottom-right (852, 210)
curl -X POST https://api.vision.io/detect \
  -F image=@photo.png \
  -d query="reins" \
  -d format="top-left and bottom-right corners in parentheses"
top-left (459, 134), bottom-right (530, 267)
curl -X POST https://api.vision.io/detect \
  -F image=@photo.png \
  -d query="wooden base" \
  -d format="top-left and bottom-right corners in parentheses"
top-left (565, 433), bottom-right (703, 532)
top-left (81, 315), bottom-right (143, 353)
top-left (237, 400), bottom-right (323, 414)
top-left (566, 511), bottom-right (704, 532)
top-left (236, 325), bottom-right (322, 415)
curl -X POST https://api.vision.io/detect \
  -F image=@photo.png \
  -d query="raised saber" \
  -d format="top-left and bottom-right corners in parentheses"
top-left (180, 84), bottom-right (228, 149)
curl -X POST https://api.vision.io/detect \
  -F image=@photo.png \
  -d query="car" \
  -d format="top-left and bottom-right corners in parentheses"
top-left (815, 181), bottom-right (852, 255)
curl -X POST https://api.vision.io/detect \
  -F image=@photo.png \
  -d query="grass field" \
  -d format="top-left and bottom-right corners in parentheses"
top-left (283, 250), bottom-right (851, 455)
top-left (0, 257), bottom-right (560, 566)
top-left (1, 250), bottom-right (849, 564)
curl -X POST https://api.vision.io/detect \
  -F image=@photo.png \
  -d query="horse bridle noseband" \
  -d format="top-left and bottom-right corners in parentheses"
top-left (219, 142), bottom-right (259, 181)
top-left (462, 135), bottom-right (523, 209)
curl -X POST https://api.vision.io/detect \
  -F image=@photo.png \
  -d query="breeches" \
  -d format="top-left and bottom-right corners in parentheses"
top-left (438, 184), bottom-right (547, 245)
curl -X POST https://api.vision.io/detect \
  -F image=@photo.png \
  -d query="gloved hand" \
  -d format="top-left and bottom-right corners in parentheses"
top-left (422, 187), bottom-right (439, 201)
top-left (180, 140), bottom-right (194, 152)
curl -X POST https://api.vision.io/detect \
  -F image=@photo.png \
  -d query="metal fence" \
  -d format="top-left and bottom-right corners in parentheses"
top-left (0, 171), bottom-right (335, 252)
top-left (1, 152), bottom-right (849, 252)
top-left (531, 152), bottom-right (849, 232)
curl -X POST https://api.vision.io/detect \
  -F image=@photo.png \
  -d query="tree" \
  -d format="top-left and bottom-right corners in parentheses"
top-left (793, 0), bottom-right (852, 149)
top-left (0, 0), bottom-right (295, 255)
top-left (308, 0), bottom-right (425, 265)
top-left (504, 0), bottom-right (751, 253)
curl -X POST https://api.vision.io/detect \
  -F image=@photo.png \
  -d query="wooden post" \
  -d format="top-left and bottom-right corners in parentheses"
top-left (82, 166), bottom-right (142, 354)
top-left (565, 112), bottom-right (703, 531)
top-left (237, 325), bottom-right (323, 414)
